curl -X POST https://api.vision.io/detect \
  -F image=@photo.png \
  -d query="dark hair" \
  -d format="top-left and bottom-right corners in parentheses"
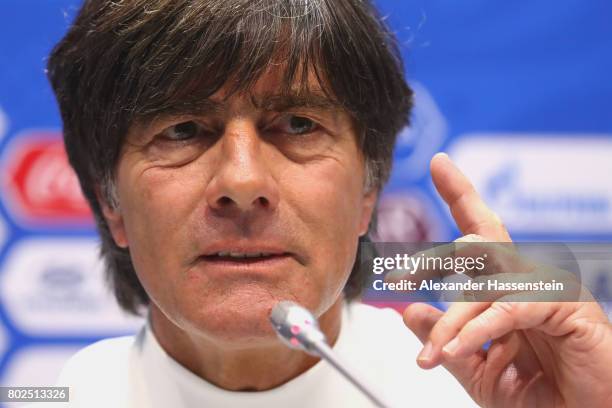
top-left (47, 0), bottom-right (413, 314)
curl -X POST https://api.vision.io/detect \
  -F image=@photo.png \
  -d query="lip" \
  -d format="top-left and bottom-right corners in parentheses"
top-left (202, 243), bottom-right (289, 257)
top-left (194, 253), bottom-right (295, 276)
top-left (193, 240), bottom-right (302, 273)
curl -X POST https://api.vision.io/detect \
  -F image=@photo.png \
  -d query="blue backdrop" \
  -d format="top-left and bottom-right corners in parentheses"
top-left (0, 0), bottom-right (611, 398)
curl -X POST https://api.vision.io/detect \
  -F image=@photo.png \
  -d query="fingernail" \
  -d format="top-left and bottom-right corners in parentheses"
top-left (443, 337), bottom-right (461, 356)
top-left (418, 341), bottom-right (433, 361)
top-left (434, 152), bottom-right (450, 161)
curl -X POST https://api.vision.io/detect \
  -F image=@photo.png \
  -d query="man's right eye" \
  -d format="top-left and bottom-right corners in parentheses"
top-left (160, 121), bottom-right (205, 141)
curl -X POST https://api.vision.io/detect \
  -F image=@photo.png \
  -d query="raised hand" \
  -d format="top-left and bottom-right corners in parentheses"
top-left (402, 152), bottom-right (612, 408)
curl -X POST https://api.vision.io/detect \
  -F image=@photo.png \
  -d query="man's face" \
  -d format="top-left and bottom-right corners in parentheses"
top-left (102, 69), bottom-right (376, 343)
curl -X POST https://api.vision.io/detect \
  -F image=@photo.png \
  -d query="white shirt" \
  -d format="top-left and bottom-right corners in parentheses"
top-left (51, 303), bottom-right (477, 407)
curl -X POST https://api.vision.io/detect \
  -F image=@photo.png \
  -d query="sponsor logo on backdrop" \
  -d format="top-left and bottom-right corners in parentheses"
top-left (0, 131), bottom-right (93, 227)
top-left (448, 134), bottom-right (612, 233)
top-left (372, 191), bottom-right (447, 242)
top-left (0, 239), bottom-right (143, 336)
top-left (366, 191), bottom-right (449, 310)
top-left (392, 82), bottom-right (448, 182)
top-left (2, 346), bottom-right (82, 386)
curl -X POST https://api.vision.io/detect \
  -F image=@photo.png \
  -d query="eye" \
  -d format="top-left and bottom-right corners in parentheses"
top-left (274, 115), bottom-right (319, 135)
top-left (160, 121), bottom-right (205, 141)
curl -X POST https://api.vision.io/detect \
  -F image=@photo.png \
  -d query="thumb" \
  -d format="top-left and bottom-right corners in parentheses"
top-left (403, 303), bottom-right (446, 368)
top-left (403, 302), bottom-right (485, 400)
top-left (403, 302), bottom-right (443, 344)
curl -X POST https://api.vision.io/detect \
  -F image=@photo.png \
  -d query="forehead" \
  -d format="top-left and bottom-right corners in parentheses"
top-left (125, 62), bottom-right (359, 148)
top-left (137, 61), bottom-right (349, 124)
top-left (214, 63), bottom-right (341, 109)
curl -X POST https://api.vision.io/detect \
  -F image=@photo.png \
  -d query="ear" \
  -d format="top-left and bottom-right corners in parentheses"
top-left (95, 185), bottom-right (129, 248)
top-left (358, 189), bottom-right (378, 236)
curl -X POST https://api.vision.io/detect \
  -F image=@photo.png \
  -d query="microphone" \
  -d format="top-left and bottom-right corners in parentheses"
top-left (269, 301), bottom-right (392, 408)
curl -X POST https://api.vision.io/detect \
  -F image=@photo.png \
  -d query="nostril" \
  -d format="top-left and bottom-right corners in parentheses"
top-left (257, 196), bottom-right (270, 207)
top-left (214, 195), bottom-right (269, 210)
top-left (218, 196), bottom-right (233, 207)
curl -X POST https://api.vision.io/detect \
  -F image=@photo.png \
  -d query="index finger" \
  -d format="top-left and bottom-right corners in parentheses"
top-left (431, 152), bottom-right (511, 242)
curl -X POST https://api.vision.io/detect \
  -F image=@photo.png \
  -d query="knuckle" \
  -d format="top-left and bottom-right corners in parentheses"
top-left (402, 303), bottom-right (424, 326)
top-left (491, 301), bottom-right (524, 329)
top-left (430, 315), bottom-right (458, 341)
top-left (492, 301), bottom-right (515, 316)
top-left (467, 311), bottom-right (493, 335)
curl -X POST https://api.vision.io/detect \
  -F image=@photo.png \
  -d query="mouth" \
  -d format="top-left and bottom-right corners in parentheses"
top-left (194, 241), bottom-right (302, 274)
top-left (200, 251), bottom-right (292, 265)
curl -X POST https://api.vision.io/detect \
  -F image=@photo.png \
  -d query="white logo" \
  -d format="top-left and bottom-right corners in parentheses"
top-left (0, 238), bottom-right (143, 336)
top-left (392, 82), bottom-right (448, 182)
top-left (448, 134), bottom-right (612, 234)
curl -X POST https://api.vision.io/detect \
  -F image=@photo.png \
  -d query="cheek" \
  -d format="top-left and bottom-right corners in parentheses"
top-left (280, 157), bottom-right (366, 300)
top-left (312, 155), bottom-right (365, 233)
top-left (117, 166), bottom-right (204, 293)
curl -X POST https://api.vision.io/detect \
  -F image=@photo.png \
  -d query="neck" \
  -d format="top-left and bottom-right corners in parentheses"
top-left (149, 297), bottom-right (344, 391)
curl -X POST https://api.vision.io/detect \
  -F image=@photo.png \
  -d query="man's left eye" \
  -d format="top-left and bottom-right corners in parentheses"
top-left (160, 120), bottom-right (205, 141)
top-left (274, 115), bottom-right (318, 135)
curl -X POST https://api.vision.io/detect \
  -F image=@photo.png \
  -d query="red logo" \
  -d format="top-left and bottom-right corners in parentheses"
top-left (2, 131), bottom-right (93, 226)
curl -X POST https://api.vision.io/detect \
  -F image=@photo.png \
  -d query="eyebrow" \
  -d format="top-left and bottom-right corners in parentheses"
top-left (150, 91), bottom-right (344, 120)
top-left (249, 92), bottom-right (343, 112)
top-left (136, 91), bottom-right (348, 138)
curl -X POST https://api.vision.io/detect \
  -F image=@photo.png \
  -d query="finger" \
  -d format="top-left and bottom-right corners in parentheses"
top-left (441, 300), bottom-right (563, 360)
top-left (403, 303), bottom-right (487, 393)
top-left (480, 332), bottom-right (521, 402)
top-left (402, 302), bottom-right (444, 344)
top-left (415, 302), bottom-right (490, 369)
top-left (430, 152), bottom-right (511, 242)
top-left (468, 270), bottom-right (582, 303)
top-left (479, 332), bottom-right (547, 405)
top-left (384, 238), bottom-right (522, 284)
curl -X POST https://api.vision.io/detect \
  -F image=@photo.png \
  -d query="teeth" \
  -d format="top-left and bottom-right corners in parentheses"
top-left (229, 252), bottom-right (246, 258)
top-left (217, 251), bottom-right (230, 257)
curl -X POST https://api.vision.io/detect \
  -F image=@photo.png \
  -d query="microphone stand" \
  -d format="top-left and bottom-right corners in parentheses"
top-left (270, 301), bottom-right (392, 408)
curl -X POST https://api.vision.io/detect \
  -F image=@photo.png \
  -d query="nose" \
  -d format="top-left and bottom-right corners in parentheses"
top-left (205, 120), bottom-right (279, 215)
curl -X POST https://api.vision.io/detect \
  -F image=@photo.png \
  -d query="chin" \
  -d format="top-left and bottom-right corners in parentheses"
top-left (185, 289), bottom-right (299, 344)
